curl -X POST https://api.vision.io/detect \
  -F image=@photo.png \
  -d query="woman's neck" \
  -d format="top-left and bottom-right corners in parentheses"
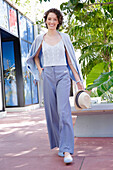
top-left (47, 30), bottom-right (58, 37)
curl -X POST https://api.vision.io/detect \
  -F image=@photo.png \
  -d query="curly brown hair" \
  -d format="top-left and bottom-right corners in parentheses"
top-left (44, 8), bottom-right (63, 30)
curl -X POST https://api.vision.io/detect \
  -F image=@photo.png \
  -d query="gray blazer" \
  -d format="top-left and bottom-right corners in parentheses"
top-left (26, 31), bottom-right (83, 82)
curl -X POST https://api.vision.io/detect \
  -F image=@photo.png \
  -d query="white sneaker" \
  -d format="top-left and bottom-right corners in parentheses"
top-left (64, 153), bottom-right (73, 164)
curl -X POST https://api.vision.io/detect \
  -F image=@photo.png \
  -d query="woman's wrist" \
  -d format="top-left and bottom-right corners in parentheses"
top-left (76, 80), bottom-right (84, 90)
top-left (76, 80), bottom-right (81, 84)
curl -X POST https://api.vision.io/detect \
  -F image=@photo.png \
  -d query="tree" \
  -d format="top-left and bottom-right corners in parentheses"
top-left (61, 0), bottom-right (113, 76)
top-left (9, 0), bottom-right (50, 20)
top-left (60, 0), bottom-right (113, 101)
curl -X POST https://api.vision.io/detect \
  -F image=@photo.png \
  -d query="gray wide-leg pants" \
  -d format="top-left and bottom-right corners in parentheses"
top-left (42, 66), bottom-right (74, 154)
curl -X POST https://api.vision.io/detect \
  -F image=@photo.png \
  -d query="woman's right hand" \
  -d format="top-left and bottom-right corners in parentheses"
top-left (39, 68), bottom-right (44, 76)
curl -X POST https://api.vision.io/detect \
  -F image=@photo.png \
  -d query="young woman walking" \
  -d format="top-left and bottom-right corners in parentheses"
top-left (26, 8), bottom-right (84, 164)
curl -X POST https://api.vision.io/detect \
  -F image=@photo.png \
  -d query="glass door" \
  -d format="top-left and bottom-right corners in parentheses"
top-left (0, 65), bottom-right (3, 111)
top-left (2, 41), bottom-right (18, 106)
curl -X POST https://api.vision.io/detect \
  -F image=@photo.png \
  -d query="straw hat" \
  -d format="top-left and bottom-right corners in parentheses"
top-left (74, 90), bottom-right (91, 110)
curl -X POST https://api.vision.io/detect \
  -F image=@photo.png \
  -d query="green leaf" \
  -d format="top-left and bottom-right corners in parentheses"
top-left (97, 77), bottom-right (113, 96)
top-left (60, 2), bottom-right (68, 11)
top-left (70, 0), bottom-right (78, 5)
top-left (93, 72), bottom-right (110, 84)
top-left (97, 85), bottom-right (105, 96)
top-left (87, 71), bottom-right (113, 94)
top-left (76, 3), bottom-right (84, 10)
top-left (90, 0), bottom-right (95, 3)
top-left (86, 63), bottom-right (104, 87)
top-left (87, 72), bottom-right (111, 91)
top-left (39, 0), bottom-right (50, 2)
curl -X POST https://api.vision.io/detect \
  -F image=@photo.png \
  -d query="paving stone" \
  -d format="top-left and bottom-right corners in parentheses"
top-left (0, 107), bottom-right (113, 170)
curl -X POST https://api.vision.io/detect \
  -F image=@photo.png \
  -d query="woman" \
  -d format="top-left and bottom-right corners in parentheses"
top-left (26, 8), bottom-right (84, 164)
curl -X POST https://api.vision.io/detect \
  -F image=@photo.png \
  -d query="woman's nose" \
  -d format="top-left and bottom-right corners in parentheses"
top-left (50, 20), bottom-right (54, 23)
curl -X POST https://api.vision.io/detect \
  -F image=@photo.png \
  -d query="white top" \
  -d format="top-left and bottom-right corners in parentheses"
top-left (42, 39), bottom-right (67, 67)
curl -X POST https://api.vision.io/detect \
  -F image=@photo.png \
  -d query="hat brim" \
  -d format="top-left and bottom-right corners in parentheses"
top-left (74, 90), bottom-right (91, 110)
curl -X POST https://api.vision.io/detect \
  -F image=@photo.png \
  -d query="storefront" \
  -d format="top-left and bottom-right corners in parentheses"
top-left (0, 0), bottom-right (39, 112)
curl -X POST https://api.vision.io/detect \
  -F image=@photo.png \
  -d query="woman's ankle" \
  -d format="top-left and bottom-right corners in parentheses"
top-left (64, 152), bottom-right (71, 157)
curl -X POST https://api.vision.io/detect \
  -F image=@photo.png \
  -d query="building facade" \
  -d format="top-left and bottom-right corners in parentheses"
top-left (0, 0), bottom-right (39, 113)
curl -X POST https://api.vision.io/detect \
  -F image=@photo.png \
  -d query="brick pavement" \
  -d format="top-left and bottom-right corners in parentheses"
top-left (0, 108), bottom-right (113, 170)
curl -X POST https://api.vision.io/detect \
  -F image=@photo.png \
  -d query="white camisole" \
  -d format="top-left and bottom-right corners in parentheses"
top-left (42, 39), bottom-right (67, 67)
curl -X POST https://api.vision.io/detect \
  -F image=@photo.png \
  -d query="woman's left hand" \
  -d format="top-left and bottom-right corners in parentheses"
top-left (77, 81), bottom-right (84, 90)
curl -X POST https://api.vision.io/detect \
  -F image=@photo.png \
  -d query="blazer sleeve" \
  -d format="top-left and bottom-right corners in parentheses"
top-left (26, 35), bottom-right (42, 81)
top-left (64, 33), bottom-right (83, 82)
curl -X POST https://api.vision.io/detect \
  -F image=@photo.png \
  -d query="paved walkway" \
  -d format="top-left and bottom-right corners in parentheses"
top-left (0, 108), bottom-right (113, 170)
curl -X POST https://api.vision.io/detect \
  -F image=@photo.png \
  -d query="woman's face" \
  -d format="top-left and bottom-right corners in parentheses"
top-left (46, 12), bottom-right (59, 30)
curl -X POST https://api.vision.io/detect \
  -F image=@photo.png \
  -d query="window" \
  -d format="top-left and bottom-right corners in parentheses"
top-left (0, 0), bottom-right (9, 30)
top-left (19, 13), bottom-right (27, 40)
top-left (19, 14), bottom-right (38, 105)
top-left (21, 40), bottom-right (32, 105)
top-left (8, 6), bottom-right (18, 36)
top-left (27, 19), bottom-right (34, 43)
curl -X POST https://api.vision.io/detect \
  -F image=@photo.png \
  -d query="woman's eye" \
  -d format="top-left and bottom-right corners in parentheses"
top-left (47, 17), bottom-right (51, 20)
top-left (47, 18), bottom-right (57, 21)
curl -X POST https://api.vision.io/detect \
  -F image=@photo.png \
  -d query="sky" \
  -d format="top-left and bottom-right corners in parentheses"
top-left (40, 0), bottom-right (67, 11)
